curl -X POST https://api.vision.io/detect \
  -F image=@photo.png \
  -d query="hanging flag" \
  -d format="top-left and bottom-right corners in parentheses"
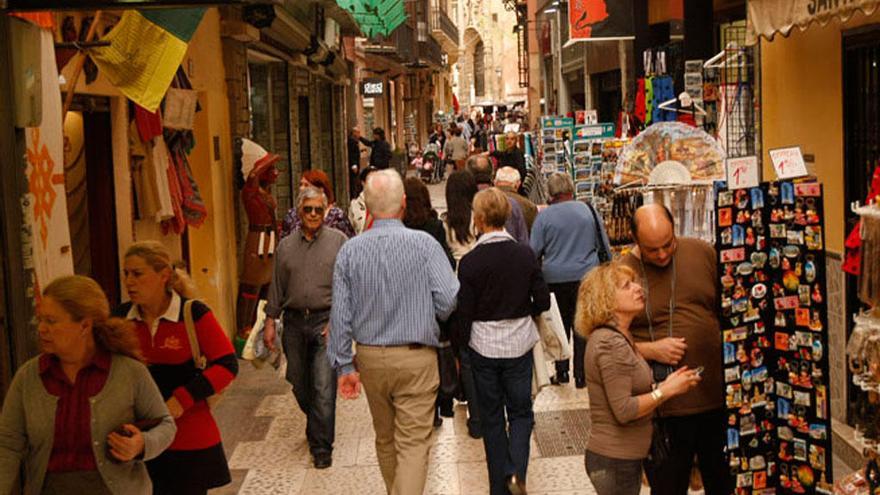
top-left (90, 8), bottom-right (206, 112)
top-left (336, 0), bottom-right (406, 38)
top-left (26, 28), bottom-right (74, 296)
top-left (568, 0), bottom-right (634, 42)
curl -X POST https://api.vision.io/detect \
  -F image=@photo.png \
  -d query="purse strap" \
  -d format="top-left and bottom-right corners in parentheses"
top-left (586, 202), bottom-right (610, 262)
top-left (183, 299), bottom-right (207, 370)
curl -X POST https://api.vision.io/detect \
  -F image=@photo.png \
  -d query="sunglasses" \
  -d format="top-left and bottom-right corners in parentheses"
top-left (302, 206), bottom-right (325, 215)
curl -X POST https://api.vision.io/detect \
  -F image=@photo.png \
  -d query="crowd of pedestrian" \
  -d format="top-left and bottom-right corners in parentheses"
top-left (0, 120), bottom-right (731, 495)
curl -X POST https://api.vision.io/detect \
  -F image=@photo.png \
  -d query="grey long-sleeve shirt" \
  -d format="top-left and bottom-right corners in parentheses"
top-left (265, 226), bottom-right (347, 318)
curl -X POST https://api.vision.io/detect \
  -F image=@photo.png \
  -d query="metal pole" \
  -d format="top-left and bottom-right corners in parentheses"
top-left (554, 8), bottom-right (569, 115)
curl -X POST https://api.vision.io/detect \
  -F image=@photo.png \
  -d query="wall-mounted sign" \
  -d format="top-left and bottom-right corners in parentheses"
top-left (568, 0), bottom-right (635, 42)
top-left (361, 78), bottom-right (385, 97)
top-left (574, 123), bottom-right (615, 139)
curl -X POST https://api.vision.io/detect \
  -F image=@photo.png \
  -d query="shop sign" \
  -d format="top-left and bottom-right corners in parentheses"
top-left (568, 0), bottom-right (635, 42)
top-left (726, 156), bottom-right (760, 190)
top-left (747, 0), bottom-right (880, 42)
top-left (361, 78), bottom-right (384, 97)
top-left (574, 123), bottom-right (615, 139)
top-left (769, 146), bottom-right (809, 180)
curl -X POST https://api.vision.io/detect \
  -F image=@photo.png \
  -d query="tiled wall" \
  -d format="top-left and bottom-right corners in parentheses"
top-left (826, 252), bottom-right (847, 423)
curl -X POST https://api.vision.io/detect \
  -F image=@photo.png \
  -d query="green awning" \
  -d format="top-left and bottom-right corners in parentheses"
top-left (336, 0), bottom-right (406, 38)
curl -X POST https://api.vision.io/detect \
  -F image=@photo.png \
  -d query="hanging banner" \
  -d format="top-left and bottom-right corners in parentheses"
top-left (26, 29), bottom-right (74, 296)
top-left (568, 0), bottom-right (635, 42)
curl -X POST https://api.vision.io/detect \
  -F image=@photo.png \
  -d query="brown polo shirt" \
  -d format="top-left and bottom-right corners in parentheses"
top-left (620, 237), bottom-right (724, 416)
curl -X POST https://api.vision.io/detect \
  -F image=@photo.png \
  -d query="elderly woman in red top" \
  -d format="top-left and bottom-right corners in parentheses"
top-left (115, 241), bottom-right (238, 495)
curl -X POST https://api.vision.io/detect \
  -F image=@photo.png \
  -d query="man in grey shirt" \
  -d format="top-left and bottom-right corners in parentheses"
top-left (263, 187), bottom-right (347, 469)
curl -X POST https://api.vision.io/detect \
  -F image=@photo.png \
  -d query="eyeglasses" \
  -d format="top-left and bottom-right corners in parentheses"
top-left (302, 206), bottom-right (325, 215)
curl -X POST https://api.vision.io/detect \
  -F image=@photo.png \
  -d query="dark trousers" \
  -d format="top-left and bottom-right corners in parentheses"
top-left (471, 349), bottom-right (534, 495)
top-left (585, 450), bottom-right (643, 495)
top-left (282, 310), bottom-right (337, 456)
top-left (459, 347), bottom-right (481, 433)
top-left (548, 281), bottom-right (586, 382)
top-left (643, 409), bottom-right (732, 495)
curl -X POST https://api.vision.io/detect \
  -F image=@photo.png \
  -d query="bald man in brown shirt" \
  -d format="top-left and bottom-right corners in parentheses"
top-left (620, 204), bottom-right (731, 495)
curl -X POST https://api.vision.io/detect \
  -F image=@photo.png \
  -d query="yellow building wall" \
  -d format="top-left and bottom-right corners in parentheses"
top-left (760, 9), bottom-right (880, 254)
top-left (59, 8), bottom-right (237, 335)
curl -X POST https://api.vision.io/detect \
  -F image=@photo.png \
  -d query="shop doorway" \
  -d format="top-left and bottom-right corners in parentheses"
top-left (63, 97), bottom-right (120, 306)
top-left (297, 96), bottom-right (311, 170)
top-left (842, 25), bottom-right (880, 424)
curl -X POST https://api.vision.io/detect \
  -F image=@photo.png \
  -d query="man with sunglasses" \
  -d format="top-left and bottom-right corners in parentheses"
top-left (620, 203), bottom-right (730, 495)
top-left (263, 186), bottom-right (347, 469)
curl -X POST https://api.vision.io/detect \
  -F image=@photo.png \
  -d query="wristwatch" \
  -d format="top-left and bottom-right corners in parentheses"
top-left (651, 388), bottom-right (665, 403)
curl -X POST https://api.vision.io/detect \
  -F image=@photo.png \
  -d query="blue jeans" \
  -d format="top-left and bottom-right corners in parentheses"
top-left (585, 450), bottom-right (643, 495)
top-left (282, 311), bottom-right (337, 456)
top-left (470, 349), bottom-right (534, 495)
top-left (458, 347), bottom-right (481, 433)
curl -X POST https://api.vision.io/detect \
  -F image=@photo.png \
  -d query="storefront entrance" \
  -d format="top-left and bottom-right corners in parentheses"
top-left (842, 24), bottom-right (880, 423)
top-left (64, 97), bottom-right (120, 306)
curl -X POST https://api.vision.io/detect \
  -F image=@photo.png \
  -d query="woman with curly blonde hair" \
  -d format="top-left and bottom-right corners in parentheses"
top-left (576, 262), bottom-right (701, 495)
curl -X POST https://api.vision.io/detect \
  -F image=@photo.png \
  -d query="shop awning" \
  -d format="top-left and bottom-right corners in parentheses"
top-left (747, 0), bottom-right (880, 43)
top-left (335, 0), bottom-right (406, 38)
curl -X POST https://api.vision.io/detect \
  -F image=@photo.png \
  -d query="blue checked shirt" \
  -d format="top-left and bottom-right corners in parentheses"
top-left (328, 219), bottom-right (460, 375)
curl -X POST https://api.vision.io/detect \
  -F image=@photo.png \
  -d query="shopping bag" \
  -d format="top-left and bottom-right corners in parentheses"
top-left (242, 300), bottom-right (267, 361)
top-left (535, 293), bottom-right (572, 361)
top-left (531, 339), bottom-right (551, 399)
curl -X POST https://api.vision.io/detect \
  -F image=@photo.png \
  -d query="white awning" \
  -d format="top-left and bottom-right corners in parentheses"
top-left (747, 0), bottom-right (880, 44)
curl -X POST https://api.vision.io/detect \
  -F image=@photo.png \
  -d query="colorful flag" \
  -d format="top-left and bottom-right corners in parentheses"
top-left (90, 8), bottom-right (205, 112)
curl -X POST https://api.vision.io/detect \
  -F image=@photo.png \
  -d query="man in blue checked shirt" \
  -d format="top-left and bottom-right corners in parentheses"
top-left (328, 169), bottom-right (459, 495)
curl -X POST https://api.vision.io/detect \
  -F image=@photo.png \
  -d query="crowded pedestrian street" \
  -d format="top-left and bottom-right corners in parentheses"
top-left (4, 1), bottom-right (880, 495)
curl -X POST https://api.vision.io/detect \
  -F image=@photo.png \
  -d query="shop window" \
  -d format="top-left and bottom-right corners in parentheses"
top-left (843, 25), bottom-right (880, 425)
top-left (474, 40), bottom-right (486, 97)
top-left (247, 55), bottom-right (292, 218)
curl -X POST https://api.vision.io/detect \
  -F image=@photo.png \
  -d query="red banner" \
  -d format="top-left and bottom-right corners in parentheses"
top-left (568, 0), bottom-right (634, 42)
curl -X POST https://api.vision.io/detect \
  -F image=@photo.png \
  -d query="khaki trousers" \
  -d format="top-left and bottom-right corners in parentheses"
top-left (355, 345), bottom-right (439, 495)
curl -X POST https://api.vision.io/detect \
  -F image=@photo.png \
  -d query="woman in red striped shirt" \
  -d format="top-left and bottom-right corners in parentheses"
top-left (115, 241), bottom-right (238, 495)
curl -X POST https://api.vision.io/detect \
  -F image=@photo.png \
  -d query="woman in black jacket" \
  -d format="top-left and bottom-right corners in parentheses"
top-left (457, 187), bottom-right (551, 495)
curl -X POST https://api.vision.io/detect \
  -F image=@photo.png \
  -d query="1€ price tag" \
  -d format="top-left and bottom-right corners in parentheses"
top-left (726, 156), bottom-right (759, 190)
top-left (769, 146), bottom-right (809, 179)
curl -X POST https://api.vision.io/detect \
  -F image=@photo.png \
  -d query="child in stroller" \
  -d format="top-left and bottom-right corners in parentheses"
top-left (423, 142), bottom-right (442, 183)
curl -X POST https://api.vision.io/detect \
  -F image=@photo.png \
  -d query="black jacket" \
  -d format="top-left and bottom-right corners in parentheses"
top-left (456, 237), bottom-right (550, 345)
top-left (348, 136), bottom-right (361, 167)
top-left (360, 137), bottom-right (392, 169)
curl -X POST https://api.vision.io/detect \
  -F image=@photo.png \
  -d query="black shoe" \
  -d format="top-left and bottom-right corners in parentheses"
top-left (550, 371), bottom-right (570, 385)
top-left (467, 424), bottom-right (482, 439)
top-left (434, 414), bottom-right (443, 428)
top-left (313, 454), bottom-right (332, 469)
top-left (575, 377), bottom-right (586, 389)
top-left (506, 474), bottom-right (527, 495)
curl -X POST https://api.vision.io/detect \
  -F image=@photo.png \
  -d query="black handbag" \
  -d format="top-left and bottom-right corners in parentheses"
top-left (647, 414), bottom-right (673, 467)
top-left (586, 202), bottom-right (611, 263)
top-left (437, 340), bottom-right (460, 400)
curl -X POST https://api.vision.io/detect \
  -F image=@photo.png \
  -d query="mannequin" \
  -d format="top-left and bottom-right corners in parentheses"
top-left (236, 138), bottom-right (281, 339)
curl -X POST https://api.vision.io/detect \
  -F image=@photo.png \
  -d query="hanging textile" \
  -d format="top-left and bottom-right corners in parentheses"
top-left (25, 26), bottom-right (74, 295)
top-left (843, 163), bottom-right (880, 276)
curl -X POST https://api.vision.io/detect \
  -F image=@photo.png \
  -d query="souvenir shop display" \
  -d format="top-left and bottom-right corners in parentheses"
top-left (540, 116), bottom-right (574, 175)
top-left (717, 180), bottom-right (833, 495)
top-left (844, 199), bottom-right (880, 495)
top-left (572, 123), bottom-right (616, 207)
top-left (604, 188), bottom-right (642, 246)
top-left (615, 121), bottom-right (726, 186)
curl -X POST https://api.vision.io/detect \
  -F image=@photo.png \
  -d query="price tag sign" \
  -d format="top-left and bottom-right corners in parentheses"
top-left (769, 146), bottom-right (809, 179)
top-left (726, 156), bottom-right (759, 190)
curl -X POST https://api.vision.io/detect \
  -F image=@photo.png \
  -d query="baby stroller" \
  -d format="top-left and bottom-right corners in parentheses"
top-left (423, 142), bottom-right (442, 183)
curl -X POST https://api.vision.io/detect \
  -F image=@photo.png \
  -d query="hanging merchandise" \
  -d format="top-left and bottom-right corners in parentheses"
top-left (572, 123), bottom-right (615, 207)
top-left (615, 121), bottom-right (726, 186)
top-left (605, 188), bottom-right (642, 246)
top-left (644, 184), bottom-right (715, 244)
top-left (717, 180), bottom-right (833, 495)
top-left (844, 162), bottom-right (880, 276)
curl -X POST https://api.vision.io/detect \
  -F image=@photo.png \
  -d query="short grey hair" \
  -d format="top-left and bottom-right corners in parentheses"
top-left (494, 166), bottom-right (521, 185)
top-left (365, 169), bottom-right (404, 217)
top-left (297, 186), bottom-right (328, 211)
top-left (547, 172), bottom-right (575, 197)
top-left (466, 155), bottom-right (493, 184)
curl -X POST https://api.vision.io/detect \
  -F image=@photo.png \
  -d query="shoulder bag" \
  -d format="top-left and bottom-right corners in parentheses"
top-left (586, 202), bottom-right (611, 263)
top-left (183, 299), bottom-right (223, 408)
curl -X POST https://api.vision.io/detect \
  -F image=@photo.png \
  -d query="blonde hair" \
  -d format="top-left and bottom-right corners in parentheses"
top-left (575, 262), bottom-right (637, 338)
top-left (124, 241), bottom-right (198, 299)
top-left (43, 275), bottom-right (142, 361)
top-left (472, 187), bottom-right (510, 229)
